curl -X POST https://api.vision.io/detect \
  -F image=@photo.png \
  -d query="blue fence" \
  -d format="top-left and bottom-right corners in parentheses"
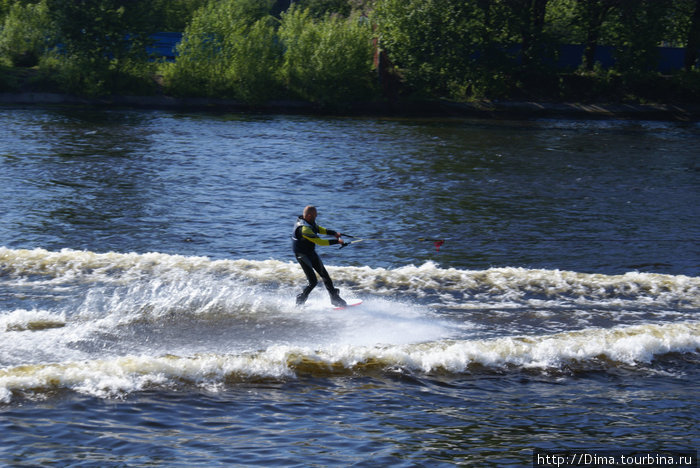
top-left (147, 32), bottom-right (182, 61)
top-left (148, 33), bottom-right (697, 71)
top-left (555, 44), bottom-right (694, 72)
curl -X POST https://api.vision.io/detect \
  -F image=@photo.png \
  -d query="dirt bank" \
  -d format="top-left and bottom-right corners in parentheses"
top-left (1, 91), bottom-right (699, 121)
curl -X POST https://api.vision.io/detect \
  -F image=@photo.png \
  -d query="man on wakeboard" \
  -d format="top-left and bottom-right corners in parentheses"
top-left (292, 205), bottom-right (347, 307)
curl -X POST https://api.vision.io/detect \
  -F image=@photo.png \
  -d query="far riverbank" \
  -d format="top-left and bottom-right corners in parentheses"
top-left (2, 91), bottom-right (699, 121)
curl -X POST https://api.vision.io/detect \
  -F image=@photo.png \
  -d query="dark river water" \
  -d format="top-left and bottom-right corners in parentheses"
top-left (0, 107), bottom-right (698, 466)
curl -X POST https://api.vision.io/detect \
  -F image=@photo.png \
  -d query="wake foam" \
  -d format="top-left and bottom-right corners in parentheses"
top-left (0, 309), bottom-right (66, 332)
top-left (2, 247), bottom-right (698, 309)
top-left (1, 321), bottom-right (697, 403)
top-left (2, 247), bottom-right (698, 403)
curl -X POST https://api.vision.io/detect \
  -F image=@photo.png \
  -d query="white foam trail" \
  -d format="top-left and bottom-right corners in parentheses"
top-left (2, 247), bottom-right (697, 310)
top-left (0, 247), bottom-right (302, 285)
top-left (1, 321), bottom-right (697, 403)
top-left (0, 352), bottom-right (293, 403)
top-left (2, 247), bottom-right (698, 402)
top-left (333, 263), bottom-right (700, 308)
top-left (300, 297), bottom-right (456, 347)
top-left (0, 309), bottom-right (66, 332)
top-left (398, 321), bottom-right (700, 371)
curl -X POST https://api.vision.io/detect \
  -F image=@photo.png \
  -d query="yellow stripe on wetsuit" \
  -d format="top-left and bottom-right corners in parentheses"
top-left (301, 225), bottom-right (335, 246)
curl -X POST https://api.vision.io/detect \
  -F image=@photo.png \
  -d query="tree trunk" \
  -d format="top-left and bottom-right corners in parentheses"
top-left (522, 0), bottom-right (548, 68)
top-left (685, 0), bottom-right (700, 71)
top-left (580, 0), bottom-right (615, 71)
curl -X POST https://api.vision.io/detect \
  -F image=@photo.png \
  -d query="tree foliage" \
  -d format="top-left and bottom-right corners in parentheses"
top-left (605, 0), bottom-right (674, 73)
top-left (148, 0), bottom-right (209, 31)
top-left (375, 0), bottom-right (699, 100)
top-left (293, 0), bottom-right (352, 18)
top-left (278, 6), bottom-right (375, 104)
top-left (374, 0), bottom-right (529, 98)
top-left (373, 0), bottom-right (478, 95)
top-left (46, 0), bottom-right (154, 62)
top-left (37, 0), bottom-right (159, 94)
top-left (0, 0), bottom-right (54, 67)
top-left (163, 1), bottom-right (375, 104)
top-left (162, 0), bottom-right (282, 102)
top-left (684, 0), bottom-right (700, 70)
top-left (0, 0), bottom-right (698, 103)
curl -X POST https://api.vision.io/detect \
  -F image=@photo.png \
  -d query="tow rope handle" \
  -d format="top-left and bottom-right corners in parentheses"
top-left (339, 238), bottom-right (361, 249)
top-left (338, 233), bottom-right (354, 249)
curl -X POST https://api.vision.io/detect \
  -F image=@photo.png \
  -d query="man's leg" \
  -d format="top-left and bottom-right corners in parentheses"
top-left (309, 253), bottom-right (346, 307)
top-left (295, 253), bottom-right (318, 305)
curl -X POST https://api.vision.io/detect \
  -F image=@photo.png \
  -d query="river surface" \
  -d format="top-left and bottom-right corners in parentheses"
top-left (0, 107), bottom-right (698, 466)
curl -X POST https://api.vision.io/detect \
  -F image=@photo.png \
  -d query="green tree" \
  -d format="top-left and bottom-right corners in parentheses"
top-left (47, 0), bottom-right (154, 62)
top-left (544, 0), bottom-right (579, 43)
top-left (376, 0), bottom-right (535, 99)
top-left (0, 0), bottom-right (18, 21)
top-left (294, 0), bottom-right (352, 18)
top-left (605, 0), bottom-right (672, 73)
top-left (573, 0), bottom-right (619, 70)
top-left (148, 0), bottom-right (209, 31)
top-left (0, 0), bottom-right (54, 67)
top-left (0, 0), bottom-right (10, 21)
top-left (163, 0), bottom-right (283, 102)
top-left (510, 0), bottom-right (552, 69)
top-left (278, 5), bottom-right (376, 104)
top-left (374, 0), bottom-right (487, 97)
top-left (682, 0), bottom-right (700, 70)
top-left (44, 0), bottom-right (158, 94)
top-left (225, 16), bottom-right (283, 102)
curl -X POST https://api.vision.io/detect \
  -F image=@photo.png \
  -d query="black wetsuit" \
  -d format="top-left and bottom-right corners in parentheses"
top-left (292, 216), bottom-right (345, 306)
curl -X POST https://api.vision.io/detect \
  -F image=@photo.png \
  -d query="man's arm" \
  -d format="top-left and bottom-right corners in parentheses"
top-left (301, 225), bottom-right (341, 246)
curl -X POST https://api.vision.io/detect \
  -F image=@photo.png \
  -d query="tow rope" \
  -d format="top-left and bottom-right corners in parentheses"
top-left (340, 235), bottom-right (446, 252)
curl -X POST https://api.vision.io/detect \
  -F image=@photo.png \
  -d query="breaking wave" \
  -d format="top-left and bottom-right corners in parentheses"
top-left (2, 247), bottom-right (698, 309)
top-left (1, 321), bottom-right (698, 403)
top-left (1, 247), bottom-right (698, 403)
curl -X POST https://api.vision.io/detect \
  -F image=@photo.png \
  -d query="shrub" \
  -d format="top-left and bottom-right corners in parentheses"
top-left (226, 16), bottom-right (284, 103)
top-left (39, 0), bottom-right (159, 96)
top-left (163, 0), bottom-right (283, 102)
top-left (39, 52), bottom-right (156, 96)
top-left (278, 6), bottom-right (376, 105)
top-left (0, 0), bottom-right (54, 67)
top-left (373, 0), bottom-right (494, 100)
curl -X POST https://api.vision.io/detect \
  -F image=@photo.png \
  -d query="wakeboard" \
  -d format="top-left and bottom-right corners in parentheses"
top-left (333, 300), bottom-right (363, 310)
